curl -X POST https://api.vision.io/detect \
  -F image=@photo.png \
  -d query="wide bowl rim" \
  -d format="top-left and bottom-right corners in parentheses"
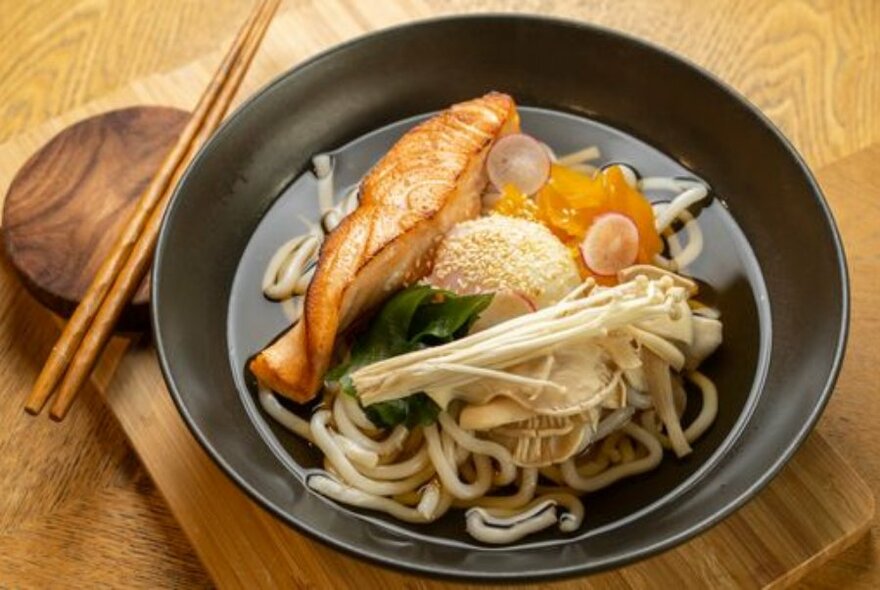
top-left (152, 12), bottom-right (849, 582)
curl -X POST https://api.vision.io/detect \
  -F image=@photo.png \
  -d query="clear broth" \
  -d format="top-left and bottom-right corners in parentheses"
top-left (227, 108), bottom-right (768, 549)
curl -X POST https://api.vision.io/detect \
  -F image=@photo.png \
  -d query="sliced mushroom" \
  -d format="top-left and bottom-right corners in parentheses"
top-left (451, 344), bottom-right (619, 417)
top-left (465, 501), bottom-right (558, 544)
top-left (488, 413), bottom-right (593, 467)
top-left (642, 349), bottom-right (692, 458)
top-left (636, 300), bottom-right (694, 344)
top-left (459, 397), bottom-right (535, 431)
top-left (597, 334), bottom-right (642, 370)
top-left (600, 378), bottom-right (628, 410)
top-left (684, 316), bottom-right (723, 370)
top-left (624, 366), bottom-right (648, 392)
top-left (627, 326), bottom-right (686, 370)
top-left (671, 374), bottom-right (686, 418)
top-left (590, 406), bottom-right (636, 444)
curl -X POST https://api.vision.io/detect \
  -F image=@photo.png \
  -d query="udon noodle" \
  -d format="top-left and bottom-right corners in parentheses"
top-left (258, 147), bottom-right (720, 544)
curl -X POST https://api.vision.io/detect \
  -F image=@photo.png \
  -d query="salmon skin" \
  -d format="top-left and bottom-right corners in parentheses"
top-left (250, 92), bottom-right (520, 403)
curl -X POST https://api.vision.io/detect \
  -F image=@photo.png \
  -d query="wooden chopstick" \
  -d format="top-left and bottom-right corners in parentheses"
top-left (24, 0), bottom-right (271, 416)
top-left (48, 0), bottom-right (281, 421)
top-left (25, 0), bottom-right (280, 418)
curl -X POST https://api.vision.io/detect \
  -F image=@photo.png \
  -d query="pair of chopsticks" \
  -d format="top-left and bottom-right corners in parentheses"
top-left (25, 0), bottom-right (280, 420)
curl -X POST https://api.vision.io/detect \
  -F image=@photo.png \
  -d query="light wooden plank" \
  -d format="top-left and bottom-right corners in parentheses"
top-left (0, 0), bottom-right (878, 587)
top-left (104, 341), bottom-right (875, 589)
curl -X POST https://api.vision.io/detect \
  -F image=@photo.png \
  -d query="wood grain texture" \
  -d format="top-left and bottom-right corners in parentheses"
top-left (0, 0), bottom-right (877, 588)
top-left (0, 255), bottom-right (210, 587)
top-left (0, 468), bottom-right (211, 588)
top-left (0, 0), bottom-right (251, 144)
top-left (85, 143), bottom-right (877, 590)
top-left (100, 336), bottom-right (880, 590)
top-left (801, 144), bottom-right (880, 589)
top-left (2, 107), bottom-right (189, 329)
top-left (425, 0), bottom-right (880, 170)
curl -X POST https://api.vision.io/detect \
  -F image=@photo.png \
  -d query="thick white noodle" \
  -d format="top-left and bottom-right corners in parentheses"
top-left (625, 386), bottom-right (653, 409)
top-left (612, 164), bottom-right (639, 188)
top-left (293, 266), bottom-right (315, 295)
top-left (339, 391), bottom-right (379, 432)
top-left (460, 468), bottom-right (539, 510)
top-left (557, 145), bottom-right (601, 166)
top-left (262, 235), bottom-right (320, 300)
top-left (258, 389), bottom-right (312, 441)
top-left (279, 296), bottom-right (303, 323)
top-left (308, 474), bottom-right (444, 523)
top-left (441, 429), bottom-right (458, 466)
top-left (443, 429), bottom-right (470, 466)
top-left (666, 211), bottom-right (704, 269)
top-left (655, 185), bottom-right (709, 233)
top-left (654, 208), bottom-right (705, 272)
top-left (424, 424), bottom-right (493, 500)
top-left (262, 184), bottom-right (359, 302)
top-left (262, 234), bottom-right (307, 292)
top-left (483, 492), bottom-right (585, 533)
top-left (262, 236), bottom-right (320, 300)
top-left (534, 492), bottom-right (585, 532)
top-left (310, 411), bottom-right (432, 496)
top-left (256, 157), bottom-right (721, 543)
top-left (358, 447), bottom-right (431, 480)
top-left (313, 154), bottom-right (334, 214)
top-left (684, 371), bottom-right (718, 443)
top-left (332, 395), bottom-right (408, 456)
top-left (640, 177), bottom-right (710, 270)
top-left (576, 455), bottom-right (611, 477)
top-left (332, 435), bottom-right (379, 468)
top-left (322, 187), bottom-right (360, 229)
top-left (438, 412), bottom-right (517, 486)
top-left (639, 176), bottom-right (705, 193)
top-left (466, 501), bottom-right (558, 544)
top-left (560, 423), bottom-right (663, 491)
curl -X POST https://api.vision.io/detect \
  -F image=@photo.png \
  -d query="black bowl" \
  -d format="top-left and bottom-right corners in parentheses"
top-left (152, 15), bottom-right (848, 581)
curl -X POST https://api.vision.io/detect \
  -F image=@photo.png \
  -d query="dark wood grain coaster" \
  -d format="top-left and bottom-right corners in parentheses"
top-left (1, 106), bottom-right (189, 331)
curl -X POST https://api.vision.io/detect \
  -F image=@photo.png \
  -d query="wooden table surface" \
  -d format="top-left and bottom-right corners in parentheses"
top-left (0, 0), bottom-right (878, 587)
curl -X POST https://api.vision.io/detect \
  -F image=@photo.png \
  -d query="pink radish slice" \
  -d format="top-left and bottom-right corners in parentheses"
top-left (540, 142), bottom-right (557, 162)
top-left (580, 212), bottom-right (640, 276)
top-left (470, 290), bottom-right (535, 332)
top-left (515, 291), bottom-right (538, 312)
top-left (487, 133), bottom-right (551, 195)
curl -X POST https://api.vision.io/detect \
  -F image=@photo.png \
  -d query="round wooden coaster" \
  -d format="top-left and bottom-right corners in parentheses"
top-left (2, 106), bottom-right (190, 331)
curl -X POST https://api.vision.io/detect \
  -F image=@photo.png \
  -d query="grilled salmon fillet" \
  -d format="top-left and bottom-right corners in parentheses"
top-left (251, 92), bottom-right (520, 402)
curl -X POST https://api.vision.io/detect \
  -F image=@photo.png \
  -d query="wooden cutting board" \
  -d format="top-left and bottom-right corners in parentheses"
top-left (0, 0), bottom-right (875, 588)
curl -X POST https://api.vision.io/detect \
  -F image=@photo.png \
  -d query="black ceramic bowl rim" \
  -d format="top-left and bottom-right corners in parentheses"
top-left (152, 14), bottom-right (849, 581)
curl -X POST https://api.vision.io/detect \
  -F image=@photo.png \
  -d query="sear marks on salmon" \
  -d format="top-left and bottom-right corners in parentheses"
top-left (250, 92), bottom-right (520, 402)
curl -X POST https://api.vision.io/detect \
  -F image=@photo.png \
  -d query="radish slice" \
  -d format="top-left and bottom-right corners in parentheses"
top-left (540, 142), bottom-right (558, 162)
top-left (517, 292), bottom-right (538, 312)
top-left (580, 213), bottom-right (640, 275)
top-left (470, 291), bottom-right (536, 332)
top-left (487, 134), bottom-right (551, 195)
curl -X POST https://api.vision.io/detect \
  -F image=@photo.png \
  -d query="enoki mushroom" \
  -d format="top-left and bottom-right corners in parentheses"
top-left (260, 365), bottom-right (718, 544)
top-left (255, 153), bottom-right (721, 544)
